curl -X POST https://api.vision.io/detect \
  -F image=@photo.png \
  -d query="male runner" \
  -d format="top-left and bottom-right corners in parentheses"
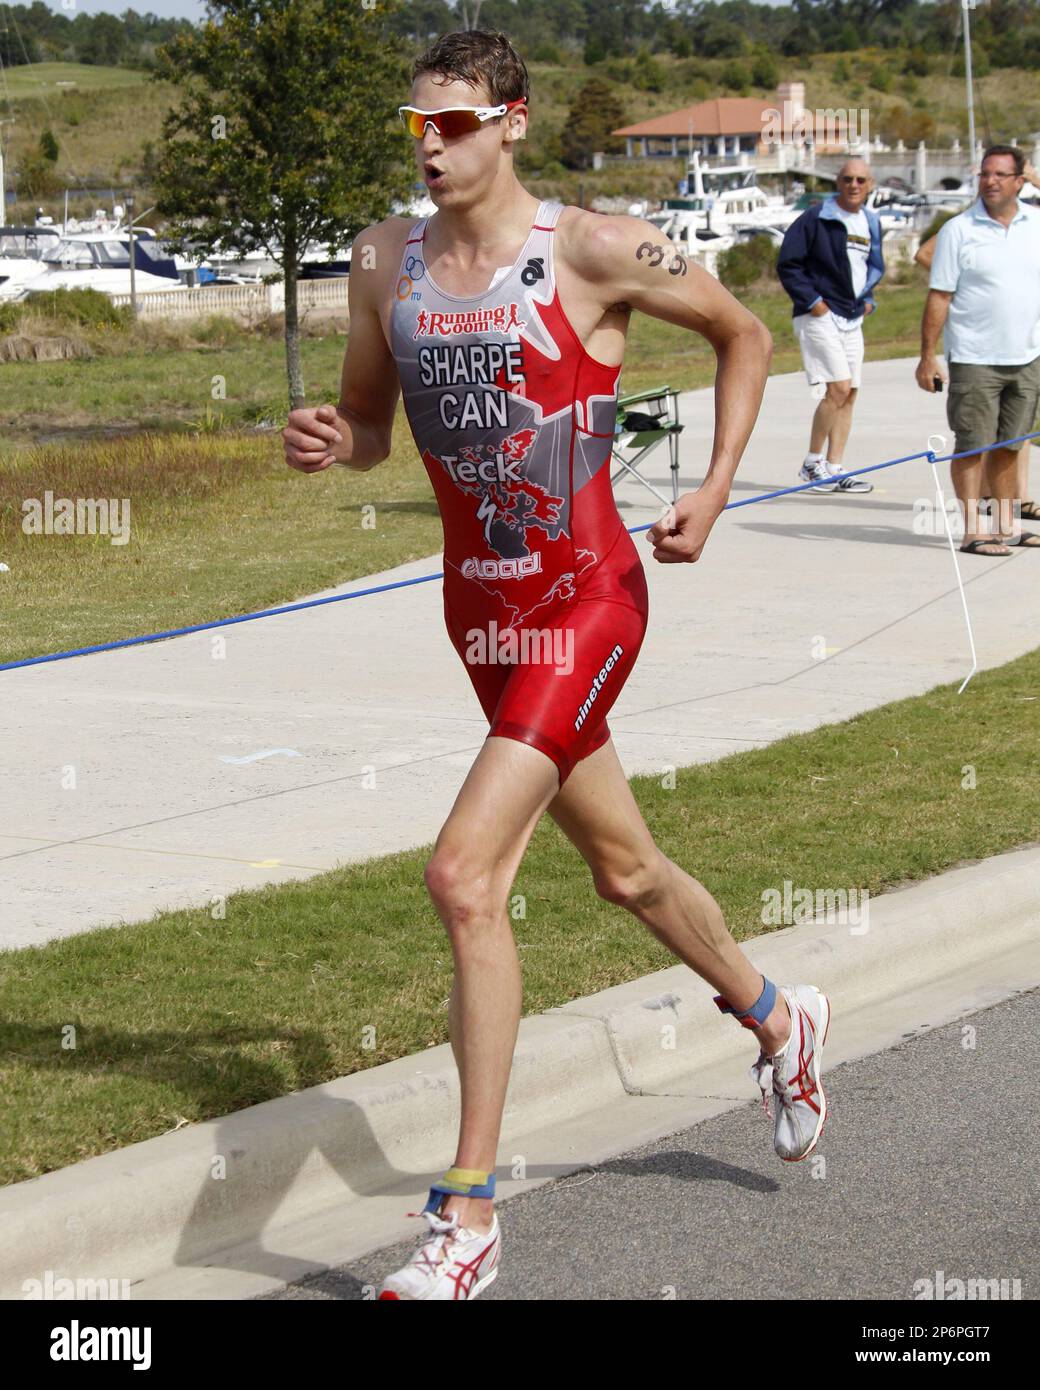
top-left (282, 29), bottom-right (831, 1301)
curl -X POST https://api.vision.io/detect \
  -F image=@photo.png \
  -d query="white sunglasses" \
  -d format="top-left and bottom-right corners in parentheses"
top-left (398, 100), bottom-right (526, 138)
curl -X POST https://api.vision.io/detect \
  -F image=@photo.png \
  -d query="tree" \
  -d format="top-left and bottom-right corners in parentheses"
top-left (750, 50), bottom-right (778, 89)
top-left (559, 77), bottom-right (627, 171)
top-left (721, 60), bottom-right (750, 95)
top-left (19, 152), bottom-right (61, 201)
top-left (149, 0), bottom-right (413, 411)
top-left (77, 13), bottom-right (125, 66)
top-left (39, 128), bottom-right (60, 163)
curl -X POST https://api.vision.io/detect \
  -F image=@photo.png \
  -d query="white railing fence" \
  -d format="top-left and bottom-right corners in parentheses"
top-left (110, 276), bottom-right (349, 321)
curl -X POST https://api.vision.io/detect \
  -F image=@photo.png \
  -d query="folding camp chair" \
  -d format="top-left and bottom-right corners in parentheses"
top-left (610, 385), bottom-right (684, 505)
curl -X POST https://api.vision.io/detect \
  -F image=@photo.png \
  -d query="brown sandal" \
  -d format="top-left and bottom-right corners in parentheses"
top-left (1020, 500), bottom-right (1040, 521)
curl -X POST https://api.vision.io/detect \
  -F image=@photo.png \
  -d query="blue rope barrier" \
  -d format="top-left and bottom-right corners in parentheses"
top-left (3, 429), bottom-right (1038, 673)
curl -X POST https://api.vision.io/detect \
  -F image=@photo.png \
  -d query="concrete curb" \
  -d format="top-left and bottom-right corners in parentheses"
top-left (1, 845), bottom-right (1038, 1299)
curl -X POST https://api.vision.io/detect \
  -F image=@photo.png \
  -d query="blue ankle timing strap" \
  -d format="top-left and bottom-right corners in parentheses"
top-left (422, 1166), bottom-right (496, 1214)
top-left (713, 976), bottom-right (776, 1030)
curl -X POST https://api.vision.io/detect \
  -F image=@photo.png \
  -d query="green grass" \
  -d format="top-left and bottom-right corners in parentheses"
top-left (1, 644), bottom-right (1037, 1185)
top-left (0, 61), bottom-right (151, 99)
top-left (0, 421), bottom-right (441, 667)
top-left (0, 280), bottom-right (929, 436)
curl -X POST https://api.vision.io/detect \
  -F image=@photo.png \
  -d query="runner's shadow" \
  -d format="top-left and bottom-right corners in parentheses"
top-left (594, 1151), bottom-right (780, 1193)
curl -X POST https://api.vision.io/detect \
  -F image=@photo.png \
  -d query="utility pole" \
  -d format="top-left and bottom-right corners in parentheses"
top-left (0, 118), bottom-right (15, 224)
top-left (962, 0), bottom-right (977, 189)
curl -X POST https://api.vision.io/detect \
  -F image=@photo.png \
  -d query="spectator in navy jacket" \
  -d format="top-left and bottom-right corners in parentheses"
top-left (777, 159), bottom-right (886, 493)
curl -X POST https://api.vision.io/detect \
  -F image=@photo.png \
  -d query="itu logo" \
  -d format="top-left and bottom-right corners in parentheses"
top-left (397, 255), bottom-right (426, 301)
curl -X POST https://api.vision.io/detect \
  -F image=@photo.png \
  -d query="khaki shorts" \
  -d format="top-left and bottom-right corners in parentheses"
top-left (947, 357), bottom-right (1040, 457)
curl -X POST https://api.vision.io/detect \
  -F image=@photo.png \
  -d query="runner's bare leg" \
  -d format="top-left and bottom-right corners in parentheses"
top-left (424, 735), bottom-right (561, 1234)
top-left (427, 733), bottom-right (792, 1235)
top-left (546, 738), bottom-right (792, 1049)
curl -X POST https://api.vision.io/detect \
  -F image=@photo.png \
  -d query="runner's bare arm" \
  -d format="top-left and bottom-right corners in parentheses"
top-left (569, 213), bottom-right (772, 563)
top-left (282, 224), bottom-right (401, 474)
top-left (572, 213), bottom-right (772, 507)
top-left (336, 226), bottom-right (402, 468)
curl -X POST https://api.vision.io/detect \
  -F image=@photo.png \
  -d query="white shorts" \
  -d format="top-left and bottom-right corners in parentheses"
top-left (793, 311), bottom-right (864, 393)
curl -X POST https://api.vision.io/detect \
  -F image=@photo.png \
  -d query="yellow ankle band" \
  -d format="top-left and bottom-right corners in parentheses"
top-left (439, 1166), bottom-right (491, 1191)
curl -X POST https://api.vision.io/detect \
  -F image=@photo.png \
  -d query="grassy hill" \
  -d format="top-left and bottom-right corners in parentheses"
top-left (2, 48), bottom-right (1039, 222)
top-left (0, 61), bottom-right (151, 100)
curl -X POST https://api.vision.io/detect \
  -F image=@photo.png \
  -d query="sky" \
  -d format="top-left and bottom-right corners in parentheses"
top-left (36, 1), bottom-right (212, 19)
top-left (33, 0), bottom-right (795, 22)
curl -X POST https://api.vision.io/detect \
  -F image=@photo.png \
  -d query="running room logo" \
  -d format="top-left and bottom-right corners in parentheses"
top-left (413, 303), bottom-right (526, 338)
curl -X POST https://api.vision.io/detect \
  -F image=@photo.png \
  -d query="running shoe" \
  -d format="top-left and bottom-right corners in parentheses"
top-left (798, 459), bottom-right (839, 492)
top-left (823, 459), bottom-right (873, 492)
top-left (750, 983), bottom-right (831, 1162)
top-left (378, 1208), bottom-right (501, 1300)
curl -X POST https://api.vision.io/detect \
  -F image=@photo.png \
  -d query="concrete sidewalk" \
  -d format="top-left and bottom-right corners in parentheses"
top-left (2, 356), bottom-right (1038, 949)
top-left (1, 845), bottom-right (1036, 1300)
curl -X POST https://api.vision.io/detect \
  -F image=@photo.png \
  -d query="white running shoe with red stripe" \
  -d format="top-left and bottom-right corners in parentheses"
top-left (378, 1208), bottom-right (501, 1300)
top-left (750, 983), bottom-right (831, 1162)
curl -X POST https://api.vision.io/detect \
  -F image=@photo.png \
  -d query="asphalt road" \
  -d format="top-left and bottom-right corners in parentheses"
top-left (263, 986), bottom-right (1040, 1301)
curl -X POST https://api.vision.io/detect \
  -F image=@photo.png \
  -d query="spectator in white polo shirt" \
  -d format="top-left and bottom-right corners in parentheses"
top-left (916, 144), bottom-right (1040, 556)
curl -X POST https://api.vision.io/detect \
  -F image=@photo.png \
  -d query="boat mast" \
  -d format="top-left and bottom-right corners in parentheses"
top-left (962, 0), bottom-right (977, 189)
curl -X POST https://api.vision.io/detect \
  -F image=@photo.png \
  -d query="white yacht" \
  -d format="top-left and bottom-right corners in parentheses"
top-left (0, 225), bottom-right (62, 301)
top-left (646, 152), bottom-right (799, 251)
top-left (26, 231), bottom-right (186, 298)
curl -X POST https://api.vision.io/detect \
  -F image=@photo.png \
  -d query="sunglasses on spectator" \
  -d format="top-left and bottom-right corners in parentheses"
top-left (840, 176), bottom-right (869, 184)
top-left (398, 100), bottom-right (526, 138)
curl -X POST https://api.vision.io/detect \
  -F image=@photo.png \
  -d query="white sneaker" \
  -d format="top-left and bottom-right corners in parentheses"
top-left (823, 459), bottom-right (873, 493)
top-left (750, 983), bottom-right (831, 1162)
top-left (798, 459), bottom-right (839, 492)
top-left (378, 1208), bottom-right (501, 1300)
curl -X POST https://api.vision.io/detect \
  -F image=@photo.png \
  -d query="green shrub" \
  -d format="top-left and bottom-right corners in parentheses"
top-left (717, 235), bottom-right (779, 294)
top-left (869, 64), bottom-right (892, 92)
top-left (721, 60), bottom-right (750, 94)
top-left (531, 41), bottom-right (562, 64)
top-left (751, 51), bottom-right (779, 88)
top-left (23, 287), bottom-right (131, 330)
